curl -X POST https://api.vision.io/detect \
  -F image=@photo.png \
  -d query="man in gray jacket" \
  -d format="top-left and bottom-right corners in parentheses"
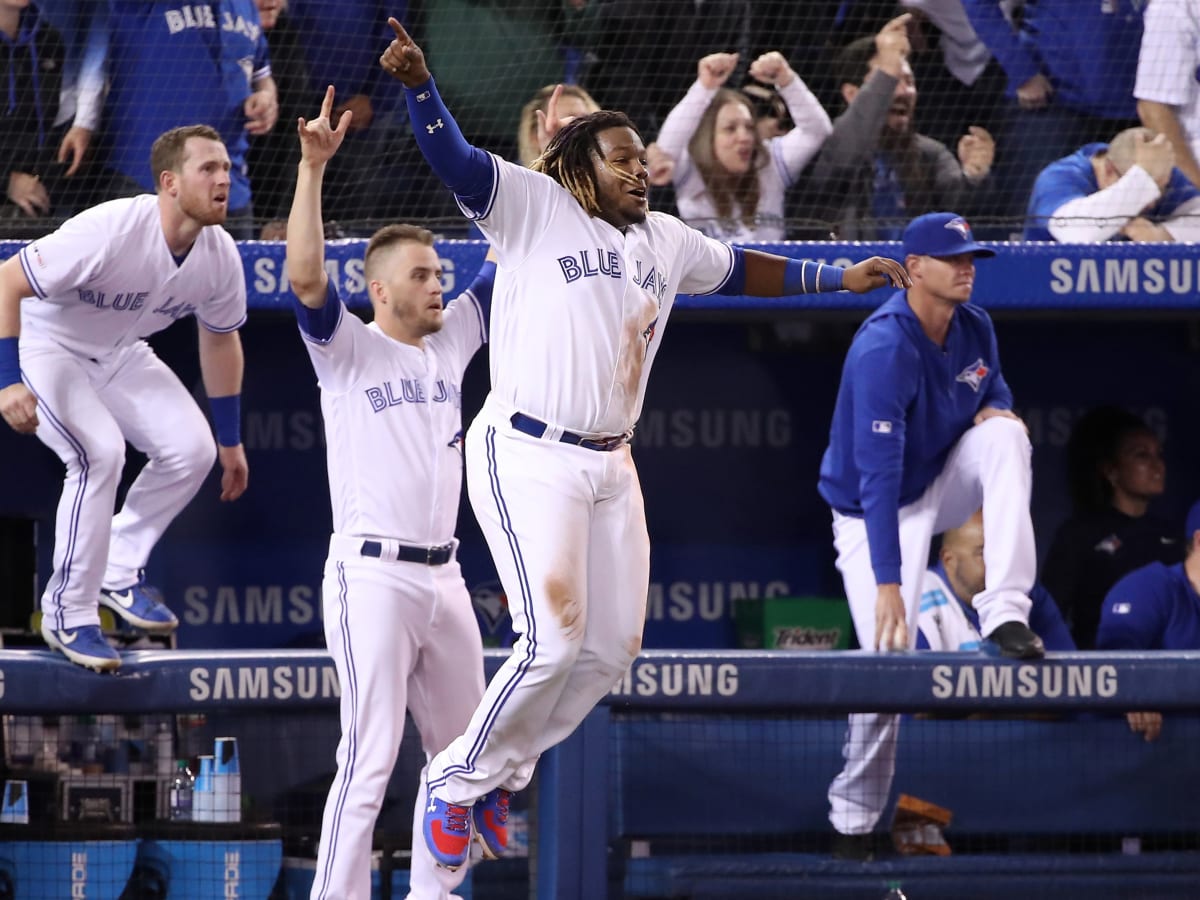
top-left (802, 14), bottom-right (995, 240)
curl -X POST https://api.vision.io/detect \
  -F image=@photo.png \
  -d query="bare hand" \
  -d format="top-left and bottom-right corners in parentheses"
top-left (1126, 711), bottom-right (1163, 742)
top-left (7, 172), bottom-right (50, 217)
top-left (217, 443), bottom-right (249, 502)
top-left (698, 52), bottom-right (739, 90)
top-left (875, 583), bottom-right (908, 651)
top-left (974, 407), bottom-right (1025, 430)
top-left (1016, 73), bottom-right (1052, 110)
top-left (957, 126), bottom-right (994, 180)
top-left (747, 51), bottom-right (795, 88)
top-left (56, 126), bottom-right (93, 177)
top-left (874, 14), bottom-right (912, 78)
top-left (1122, 216), bottom-right (1173, 242)
top-left (1133, 131), bottom-right (1174, 189)
top-left (842, 256), bottom-right (911, 292)
top-left (380, 17), bottom-right (431, 87)
top-left (333, 93), bottom-right (374, 134)
top-left (244, 88), bottom-right (279, 136)
top-left (535, 84), bottom-right (573, 154)
top-left (0, 382), bottom-right (38, 434)
top-left (645, 142), bottom-right (675, 186)
top-left (298, 85), bottom-right (353, 165)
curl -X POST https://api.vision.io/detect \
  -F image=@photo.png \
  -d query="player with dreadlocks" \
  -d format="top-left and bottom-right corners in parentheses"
top-left (377, 16), bottom-right (911, 871)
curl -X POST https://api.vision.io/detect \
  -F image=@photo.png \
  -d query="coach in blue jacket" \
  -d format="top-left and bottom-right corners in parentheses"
top-left (818, 211), bottom-right (1045, 860)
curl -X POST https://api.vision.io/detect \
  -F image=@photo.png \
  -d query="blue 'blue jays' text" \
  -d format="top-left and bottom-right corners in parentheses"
top-left (365, 379), bottom-right (461, 413)
top-left (633, 260), bottom-right (668, 302)
top-left (78, 290), bottom-right (147, 311)
top-left (557, 249), bottom-right (622, 283)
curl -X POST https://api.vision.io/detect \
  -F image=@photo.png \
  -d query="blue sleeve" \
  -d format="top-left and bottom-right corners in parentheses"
top-left (1095, 567), bottom-right (1168, 650)
top-left (290, 279), bottom-right (343, 343)
top-left (853, 337), bottom-right (919, 585)
top-left (978, 315), bottom-right (1013, 410)
top-left (1156, 168), bottom-right (1200, 216)
top-left (1026, 158), bottom-right (1095, 227)
top-left (461, 259), bottom-right (496, 340)
top-left (404, 77), bottom-right (495, 214)
top-left (960, 0), bottom-right (1042, 94)
top-left (1029, 584), bottom-right (1076, 651)
top-left (714, 247), bottom-right (747, 295)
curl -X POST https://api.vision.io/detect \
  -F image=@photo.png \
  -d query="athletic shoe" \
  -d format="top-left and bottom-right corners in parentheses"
top-left (422, 789), bottom-right (472, 870)
top-left (41, 624), bottom-right (121, 672)
top-left (100, 582), bottom-right (178, 634)
top-left (986, 621), bottom-right (1045, 660)
top-left (472, 788), bottom-right (512, 859)
top-left (832, 830), bottom-right (874, 861)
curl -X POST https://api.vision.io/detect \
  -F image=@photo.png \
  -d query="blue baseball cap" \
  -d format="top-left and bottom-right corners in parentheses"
top-left (1186, 498), bottom-right (1200, 542)
top-left (902, 212), bottom-right (995, 259)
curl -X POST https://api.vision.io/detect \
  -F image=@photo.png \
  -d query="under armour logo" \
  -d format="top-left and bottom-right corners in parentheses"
top-left (416, 91), bottom-right (431, 102)
top-left (427, 798), bottom-right (438, 812)
top-left (426, 119), bottom-right (444, 134)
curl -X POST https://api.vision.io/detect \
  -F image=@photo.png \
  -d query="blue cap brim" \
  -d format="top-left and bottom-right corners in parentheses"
top-left (929, 241), bottom-right (995, 259)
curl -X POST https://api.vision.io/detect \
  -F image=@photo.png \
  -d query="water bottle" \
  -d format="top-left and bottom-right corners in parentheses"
top-left (168, 760), bottom-right (194, 821)
top-left (154, 722), bottom-right (173, 778)
top-left (882, 882), bottom-right (907, 900)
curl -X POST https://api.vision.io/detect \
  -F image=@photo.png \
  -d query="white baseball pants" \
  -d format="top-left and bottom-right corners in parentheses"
top-left (311, 541), bottom-right (485, 900)
top-left (21, 337), bottom-right (216, 630)
top-left (828, 416), bottom-right (1035, 835)
top-left (426, 396), bottom-right (649, 804)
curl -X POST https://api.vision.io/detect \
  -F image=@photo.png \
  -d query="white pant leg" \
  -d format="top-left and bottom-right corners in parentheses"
top-left (97, 342), bottom-right (215, 588)
top-left (22, 341), bottom-right (126, 630)
top-left (503, 446), bottom-right (651, 792)
top-left (311, 555), bottom-right (426, 900)
top-left (427, 413), bottom-right (599, 804)
top-left (827, 501), bottom-right (937, 835)
top-left (929, 417), bottom-right (1035, 635)
top-left (405, 564), bottom-right (486, 900)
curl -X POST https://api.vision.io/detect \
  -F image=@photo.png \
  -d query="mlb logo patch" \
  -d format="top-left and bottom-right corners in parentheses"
top-left (955, 358), bottom-right (989, 392)
top-left (871, 420), bottom-right (893, 434)
top-left (1112, 602), bottom-right (1132, 615)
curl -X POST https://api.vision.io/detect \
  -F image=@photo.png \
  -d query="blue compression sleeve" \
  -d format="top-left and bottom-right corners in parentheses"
top-left (783, 259), bottom-right (845, 294)
top-left (0, 338), bottom-right (19, 388)
top-left (208, 395), bottom-right (242, 447)
top-left (405, 76), bottom-right (494, 210)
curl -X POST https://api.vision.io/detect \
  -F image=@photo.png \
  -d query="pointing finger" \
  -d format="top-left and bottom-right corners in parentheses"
top-left (882, 12), bottom-right (912, 32)
top-left (320, 84), bottom-right (336, 120)
top-left (387, 16), bottom-right (408, 41)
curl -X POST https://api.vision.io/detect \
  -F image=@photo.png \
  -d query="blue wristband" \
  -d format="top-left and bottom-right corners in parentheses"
top-left (0, 338), bottom-right (20, 389)
top-left (782, 259), bottom-right (845, 295)
top-left (208, 394), bottom-right (241, 447)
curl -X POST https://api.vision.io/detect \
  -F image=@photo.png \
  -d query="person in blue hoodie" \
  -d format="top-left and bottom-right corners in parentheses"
top-left (818, 211), bottom-right (1045, 860)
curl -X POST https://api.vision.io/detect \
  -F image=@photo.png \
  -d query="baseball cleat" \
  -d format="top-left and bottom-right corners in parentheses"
top-left (831, 830), bottom-right (874, 861)
top-left (422, 789), bottom-right (472, 870)
top-left (41, 624), bottom-right (121, 672)
top-left (472, 788), bottom-right (512, 859)
top-left (100, 582), bottom-right (178, 634)
top-left (986, 621), bottom-right (1045, 660)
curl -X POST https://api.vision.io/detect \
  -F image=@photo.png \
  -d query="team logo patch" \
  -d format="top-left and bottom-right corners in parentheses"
top-left (871, 420), bottom-right (893, 434)
top-left (955, 358), bottom-right (988, 392)
top-left (32, 245), bottom-right (46, 268)
top-left (944, 217), bottom-right (972, 239)
top-left (1095, 534), bottom-right (1122, 555)
top-left (1112, 602), bottom-right (1132, 615)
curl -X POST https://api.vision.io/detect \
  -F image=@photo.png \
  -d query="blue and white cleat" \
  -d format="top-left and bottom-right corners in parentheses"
top-left (41, 624), bottom-right (121, 672)
top-left (100, 582), bottom-right (178, 634)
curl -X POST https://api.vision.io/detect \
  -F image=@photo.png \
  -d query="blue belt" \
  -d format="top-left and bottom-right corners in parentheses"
top-left (360, 540), bottom-right (454, 565)
top-left (510, 413), bottom-right (629, 452)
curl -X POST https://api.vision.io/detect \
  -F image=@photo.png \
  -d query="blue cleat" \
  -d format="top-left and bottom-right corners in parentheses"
top-left (422, 788), bottom-right (472, 870)
top-left (100, 581), bottom-right (178, 634)
top-left (473, 788), bottom-right (512, 859)
top-left (41, 624), bottom-right (121, 672)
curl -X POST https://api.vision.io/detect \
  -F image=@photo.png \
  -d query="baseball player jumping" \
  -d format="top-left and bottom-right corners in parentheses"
top-left (818, 212), bottom-right (1045, 860)
top-left (286, 86), bottom-right (496, 900)
top-left (378, 18), bottom-right (910, 871)
top-left (0, 125), bottom-right (250, 672)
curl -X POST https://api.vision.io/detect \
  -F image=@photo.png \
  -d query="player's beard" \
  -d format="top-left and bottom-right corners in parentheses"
top-left (180, 192), bottom-right (228, 227)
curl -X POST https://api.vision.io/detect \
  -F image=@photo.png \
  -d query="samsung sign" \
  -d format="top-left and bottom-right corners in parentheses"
top-left (931, 663), bottom-right (1119, 700)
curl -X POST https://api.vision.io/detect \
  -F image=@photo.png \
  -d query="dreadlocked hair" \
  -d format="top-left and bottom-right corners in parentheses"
top-left (530, 110), bottom-right (642, 218)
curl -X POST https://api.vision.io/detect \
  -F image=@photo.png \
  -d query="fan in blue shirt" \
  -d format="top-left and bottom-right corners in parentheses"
top-left (820, 211), bottom-right (1046, 857)
top-left (1095, 499), bottom-right (1200, 743)
top-left (1024, 128), bottom-right (1200, 242)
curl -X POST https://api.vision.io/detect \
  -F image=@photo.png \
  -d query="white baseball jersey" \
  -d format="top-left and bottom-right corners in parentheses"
top-left (917, 568), bottom-right (983, 652)
top-left (1135, 0), bottom-right (1200, 167)
top-left (459, 154), bottom-right (734, 437)
top-left (298, 283), bottom-right (487, 543)
top-left (18, 195), bottom-right (247, 356)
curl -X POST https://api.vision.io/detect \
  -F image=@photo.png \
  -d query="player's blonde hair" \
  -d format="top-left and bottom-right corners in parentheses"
top-left (518, 84), bottom-right (601, 167)
top-left (531, 111), bottom-right (642, 218)
top-left (150, 124), bottom-right (224, 190)
top-left (364, 223), bottom-right (436, 283)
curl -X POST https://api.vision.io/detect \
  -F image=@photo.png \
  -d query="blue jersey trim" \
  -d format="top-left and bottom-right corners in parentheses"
top-left (292, 280), bottom-right (343, 344)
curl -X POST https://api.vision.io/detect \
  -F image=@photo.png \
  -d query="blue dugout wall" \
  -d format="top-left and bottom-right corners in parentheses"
top-left (1, 239), bottom-right (1198, 650)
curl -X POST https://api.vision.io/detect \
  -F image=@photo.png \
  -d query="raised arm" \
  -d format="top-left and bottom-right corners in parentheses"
top-left (749, 52), bottom-right (832, 182)
top-left (286, 86), bottom-right (352, 308)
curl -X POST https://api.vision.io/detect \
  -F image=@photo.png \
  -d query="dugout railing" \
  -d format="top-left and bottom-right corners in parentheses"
top-left (2, 649), bottom-right (1200, 899)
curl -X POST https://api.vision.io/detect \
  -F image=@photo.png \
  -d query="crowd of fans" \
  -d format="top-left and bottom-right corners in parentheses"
top-left (2, 0), bottom-right (1194, 241)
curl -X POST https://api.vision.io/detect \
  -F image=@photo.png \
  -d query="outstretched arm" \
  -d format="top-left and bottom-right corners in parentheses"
top-left (734, 249), bottom-right (910, 297)
top-left (287, 86), bottom-right (352, 309)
